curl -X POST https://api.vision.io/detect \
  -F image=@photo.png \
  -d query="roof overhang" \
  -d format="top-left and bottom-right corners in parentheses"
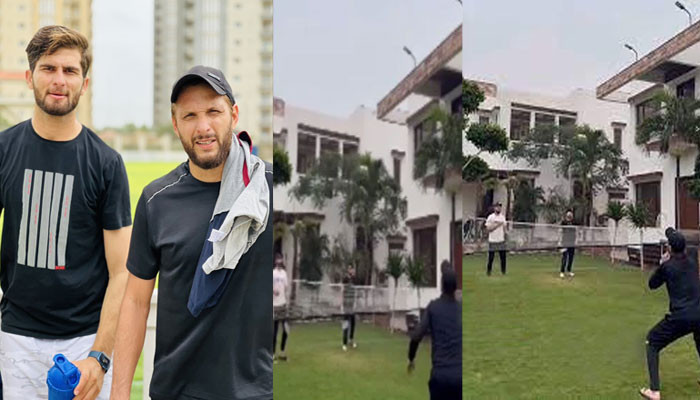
top-left (597, 21), bottom-right (700, 101)
top-left (377, 25), bottom-right (462, 121)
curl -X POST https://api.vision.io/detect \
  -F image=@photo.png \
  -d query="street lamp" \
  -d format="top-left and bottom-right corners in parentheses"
top-left (676, 1), bottom-right (693, 25)
top-left (624, 43), bottom-right (638, 61)
top-left (402, 46), bottom-right (417, 68)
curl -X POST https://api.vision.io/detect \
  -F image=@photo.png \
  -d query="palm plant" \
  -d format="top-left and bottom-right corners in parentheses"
top-left (385, 252), bottom-right (404, 332)
top-left (404, 255), bottom-right (426, 312)
top-left (606, 201), bottom-right (627, 264)
top-left (625, 202), bottom-right (650, 269)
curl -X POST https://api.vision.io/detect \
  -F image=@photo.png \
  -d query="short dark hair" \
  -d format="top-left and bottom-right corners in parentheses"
top-left (26, 25), bottom-right (92, 77)
top-left (441, 267), bottom-right (457, 296)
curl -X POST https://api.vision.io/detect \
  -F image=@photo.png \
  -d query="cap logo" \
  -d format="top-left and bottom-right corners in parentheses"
top-left (207, 72), bottom-right (222, 81)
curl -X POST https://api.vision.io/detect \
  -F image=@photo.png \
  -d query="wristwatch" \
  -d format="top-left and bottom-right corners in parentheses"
top-left (88, 351), bottom-right (111, 373)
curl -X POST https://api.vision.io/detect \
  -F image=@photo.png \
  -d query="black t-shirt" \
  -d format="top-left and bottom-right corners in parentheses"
top-left (410, 295), bottom-right (462, 373)
top-left (650, 252), bottom-right (700, 318)
top-left (0, 120), bottom-right (131, 338)
top-left (128, 162), bottom-right (273, 400)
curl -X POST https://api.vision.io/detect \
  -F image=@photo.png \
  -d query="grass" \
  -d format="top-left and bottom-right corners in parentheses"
top-left (463, 252), bottom-right (700, 399)
top-left (124, 162), bottom-right (179, 400)
top-left (273, 321), bottom-right (433, 399)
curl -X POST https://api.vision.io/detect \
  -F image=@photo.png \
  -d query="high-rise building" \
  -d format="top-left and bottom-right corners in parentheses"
top-left (0, 0), bottom-right (93, 127)
top-left (154, 0), bottom-right (273, 160)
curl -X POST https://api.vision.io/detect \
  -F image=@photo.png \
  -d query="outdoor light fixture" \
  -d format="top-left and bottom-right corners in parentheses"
top-left (402, 46), bottom-right (417, 68)
top-left (624, 43), bottom-right (638, 61)
top-left (676, 1), bottom-right (693, 25)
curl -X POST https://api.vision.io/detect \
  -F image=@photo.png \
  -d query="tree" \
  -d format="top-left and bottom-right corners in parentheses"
top-left (509, 125), bottom-right (625, 226)
top-left (290, 152), bottom-right (407, 285)
top-left (511, 180), bottom-right (544, 223)
top-left (385, 252), bottom-right (404, 332)
top-left (540, 188), bottom-right (578, 224)
top-left (606, 201), bottom-right (626, 264)
top-left (326, 235), bottom-right (356, 283)
top-left (626, 202), bottom-right (650, 269)
top-left (414, 107), bottom-right (467, 267)
top-left (298, 224), bottom-right (328, 281)
top-left (404, 255), bottom-right (426, 311)
top-left (462, 81), bottom-right (509, 182)
top-left (637, 91), bottom-right (700, 225)
top-left (273, 145), bottom-right (292, 187)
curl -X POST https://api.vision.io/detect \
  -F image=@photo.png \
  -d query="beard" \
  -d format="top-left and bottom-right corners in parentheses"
top-left (180, 129), bottom-right (233, 170)
top-left (33, 86), bottom-right (81, 117)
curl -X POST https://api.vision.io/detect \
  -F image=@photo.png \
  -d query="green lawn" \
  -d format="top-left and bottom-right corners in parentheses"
top-left (464, 253), bottom-right (700, 399)
top-left (124, 162), bottom-right (179, 400)
top-left (273, 321), bottom-right (433, 399)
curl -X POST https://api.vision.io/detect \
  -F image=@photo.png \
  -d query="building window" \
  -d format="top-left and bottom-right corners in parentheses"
top-left (510, 109), bottom-right (530, 141)
top-left (609, 191), bottom-right (626, 200)
top-left (636, 99), bottom-right (660, 126)
top-left (451, 97), bottom-right (462, 116)
top-left (559, 116), bottom-right (576, 144)
top-left (320, 137), bottom-right (339, 178)
top-left (413, 227), bottom-right (437, 287)
top-left (677, 78), bottom-right (695, 99)
top-left (342, 142), bottom-right (359, 178)
top-left (389, 242), bottom-right (404, 252)
top-left (534, 113), bottom-right (555, 143)
top-left (414, 120), bottom-right (431, 152)
top-left (635, 181), bottom-right (661, 226)
top-left (614, 127), bottom-right (622, 150)
top-left (393, 157), bottom-right (401, 186)
top-left (477, 110), bottom-right (490, 125)
top-left (296, 133), bottom-right (316, 174)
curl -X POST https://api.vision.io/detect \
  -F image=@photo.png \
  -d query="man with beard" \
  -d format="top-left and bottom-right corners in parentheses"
top-left (111, 66), bottom-right (273, 399)
top-left (0, 26), bottom-right (132, 400)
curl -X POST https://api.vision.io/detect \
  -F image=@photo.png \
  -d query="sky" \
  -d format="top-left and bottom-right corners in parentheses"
top-left (273, 0), bottom-right (463, 117)
top-left (464, 0), bottom-right (700, 97)
top-left (92, 0), bottom-right (153, 129)
top-left (91, 0), bottom-right (462, 128)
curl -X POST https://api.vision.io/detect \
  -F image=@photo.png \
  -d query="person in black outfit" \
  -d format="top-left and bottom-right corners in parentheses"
top-left (560, 210), bottom-right (576, 278)
top-left (341, 267), bottom-right (357, 351)
top-left (639, 228), bottom-right (700, 400)
top-left (408, 261), bottom-right (462, 400)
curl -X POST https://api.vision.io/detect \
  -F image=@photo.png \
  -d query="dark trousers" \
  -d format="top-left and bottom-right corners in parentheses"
top-left (273, 319), bottom-right (289, 353)
top-left (560, 248), bottom-right (575, 273)
top-left (342, 314), bottom-right (356, 345)
top-left (429, 368), bottom-right (462, 400)
top-left (646, 315), bottom-right (700, 391)
top-left (487, 246), bottom-right (507, 275)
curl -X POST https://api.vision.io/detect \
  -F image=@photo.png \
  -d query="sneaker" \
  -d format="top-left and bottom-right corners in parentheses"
top-left (352, 341), bottom-right (358, 349)
top-left (639, 388), bottom-right (660, 400)
top-left (342, 345), bottom-right (347, 352)
top-left (568, 272), bottom-right (575, 277)
top-left (279, 352), bottom-right (288, 361)
top-left (559, 272), bottom-right (565, 278)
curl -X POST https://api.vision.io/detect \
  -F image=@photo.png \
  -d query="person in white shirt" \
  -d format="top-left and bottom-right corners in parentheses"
top-left (273, 253), bottom-right (290, 362)
top-left (485, 203), bottom-right (507, 275)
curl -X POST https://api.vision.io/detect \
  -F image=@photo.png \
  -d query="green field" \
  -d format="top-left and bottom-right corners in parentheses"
top-left (125, 162), bottom-right (180, 400)
top-left (464, 253), bottom-right (700, 399)
top-left (273, 321), bottom-right (434, 399)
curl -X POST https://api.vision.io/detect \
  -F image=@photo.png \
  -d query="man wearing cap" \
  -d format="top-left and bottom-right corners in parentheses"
top-left (111, 66), bottom-right (272, 399)
top-left (485, 203), bottom-right (507, 275)
top-left (639, 228), bottom-right (700, 400)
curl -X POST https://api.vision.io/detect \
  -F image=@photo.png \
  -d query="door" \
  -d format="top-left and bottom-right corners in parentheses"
top-left (679, 178), bottom-right (700, 230)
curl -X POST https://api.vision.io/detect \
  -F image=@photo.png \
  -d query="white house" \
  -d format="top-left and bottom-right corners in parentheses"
top-left (597, 20), bottom-right (700, 250)
top-left (464, 80), bottom-right (630, 228)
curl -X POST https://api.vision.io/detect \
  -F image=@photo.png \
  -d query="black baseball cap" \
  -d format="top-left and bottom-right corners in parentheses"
top-left (170, 65), bottom-right (235, 105)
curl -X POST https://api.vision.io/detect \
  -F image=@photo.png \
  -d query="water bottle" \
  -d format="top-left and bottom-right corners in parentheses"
top-left (46, 353), bottom-right (81, 400)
